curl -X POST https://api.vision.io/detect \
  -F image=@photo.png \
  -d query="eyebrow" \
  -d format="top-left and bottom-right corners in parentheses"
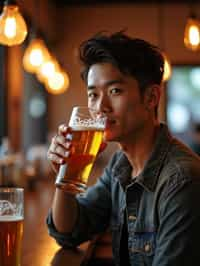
top-left (87, 79), bottom-right (125, 90)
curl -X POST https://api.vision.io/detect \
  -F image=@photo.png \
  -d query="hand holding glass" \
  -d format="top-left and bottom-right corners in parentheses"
top-left (55, 106), bottom-right (106, 194)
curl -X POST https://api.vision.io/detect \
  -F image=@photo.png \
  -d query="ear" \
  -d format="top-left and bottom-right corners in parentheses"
top-left (144, 85), bottom-right (161, 110)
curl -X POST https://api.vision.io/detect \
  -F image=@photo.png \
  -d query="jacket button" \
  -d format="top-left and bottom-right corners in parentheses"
top-left (144, 243), bottom-right (151, 252)
top-left (128, 215), bottom-right (136, 221)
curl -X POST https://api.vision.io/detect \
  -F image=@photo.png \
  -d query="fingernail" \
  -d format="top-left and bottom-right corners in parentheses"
top-left (59, 159), bottom-right (63, 163)
top-left (65, 151), bottom-right (70, 157)
top-left (65, 142), bottom-right (71, 149)
top-left (66, 133), bottom-right (72, 140)
top-left (63, 126), bottom-right (68, 131)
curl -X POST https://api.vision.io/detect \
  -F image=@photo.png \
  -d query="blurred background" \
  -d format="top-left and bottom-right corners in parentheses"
top-left (1, 0), bottom-right (200, 188)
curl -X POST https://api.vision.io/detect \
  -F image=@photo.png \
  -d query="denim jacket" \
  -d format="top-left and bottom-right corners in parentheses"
top-left (47, 123), bottom-right (200, 266)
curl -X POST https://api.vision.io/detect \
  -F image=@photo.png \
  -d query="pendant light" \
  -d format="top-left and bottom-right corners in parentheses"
top-left (36, 56), bottom-right (59, 83)
top-left (22, 0), bottom-right (50, 73)
top-left (184, 15), bottom-right (200, 51)
top-left (23, 38), bottom-right (50, 73)
top-left (45, 70), bottom-right (69, 95)
top-left (0, 0), bottom-right (27, 46)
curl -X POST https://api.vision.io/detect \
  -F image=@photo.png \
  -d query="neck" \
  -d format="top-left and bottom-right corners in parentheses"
top-left (119, 122), bottom-right (160, 177)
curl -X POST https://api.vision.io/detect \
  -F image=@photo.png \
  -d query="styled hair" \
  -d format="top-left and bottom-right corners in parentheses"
top-left (79, 31), bottom-right (164, 94)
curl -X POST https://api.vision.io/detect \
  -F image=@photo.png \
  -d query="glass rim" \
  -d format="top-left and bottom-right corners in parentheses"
top-left (0, 187), bottom-right (24, 193)
top-left (72, 106), bottom-right (106, 114)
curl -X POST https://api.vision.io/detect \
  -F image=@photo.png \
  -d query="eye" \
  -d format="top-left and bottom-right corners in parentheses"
top-left (109, 88), bottom-right (122, 95)
top-left (88, 91), bottom-right (98, 100)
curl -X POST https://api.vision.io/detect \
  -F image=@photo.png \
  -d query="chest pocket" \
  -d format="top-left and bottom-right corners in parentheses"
top-left (129, 231), bottom-right (156, 266)
top-left (131, 231), bottom-right (156, 254)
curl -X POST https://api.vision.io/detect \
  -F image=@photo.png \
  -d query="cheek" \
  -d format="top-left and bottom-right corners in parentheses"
top-left (88, 99), bottom-right (96, 109)
top-left (87, 102), bottom-right (92, 109)
top-left (118, 102), bottom-right (146, 126)
top-left (112, 98), bottom-right (130, 113)
top-left (119, 101), bottom-right (137, 116)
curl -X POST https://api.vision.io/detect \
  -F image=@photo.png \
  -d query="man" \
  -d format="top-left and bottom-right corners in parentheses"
top-left (47, 32), bottom-right (200, 266)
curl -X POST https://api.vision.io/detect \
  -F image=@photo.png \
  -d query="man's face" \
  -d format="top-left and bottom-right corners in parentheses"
top-left (87, 62), bottom-right (155, 143)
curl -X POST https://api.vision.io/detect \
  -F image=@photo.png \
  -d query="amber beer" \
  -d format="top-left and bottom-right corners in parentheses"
top-left (0, 188), bottom-right (24, 266)
top-left (0, 216), bottom-right (23, 266)
top-left (55, 106), bottom-right (106, 193)
top-left (55, 126), bottom-right (104, 193)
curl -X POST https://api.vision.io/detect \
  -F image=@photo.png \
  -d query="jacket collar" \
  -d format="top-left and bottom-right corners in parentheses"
top-left (112, 123), bottom-right (172, 191)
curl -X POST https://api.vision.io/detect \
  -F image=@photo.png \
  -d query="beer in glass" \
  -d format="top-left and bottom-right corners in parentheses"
top-left (55, 106), bottom-right (106, 194)
top-left (0, 188), bottom-right (24, 266)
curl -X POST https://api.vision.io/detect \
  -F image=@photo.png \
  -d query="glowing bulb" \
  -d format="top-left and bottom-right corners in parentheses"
top-left (162, 53), bottom-right (172, 82)
top-left (50, 72), bottom-right (64, 89)
top-left (184, 17), bottom-right (200, 51)
top-left (45, 70), bottom-right (70, 95)
top-left (36, 57), bottom-right (59, 82)
top-left (23, 39), bottom-right (50, 73)
top-left (0, 4), bottom-right (27, 46)
top-left (41, 61), bottom-right (55, 76)
top-left (4, 17), bottom-right (16, 38)
top-left (189, 25), bottom-right (200, 45)
top-left (29, 49), bottom-right (43, 67)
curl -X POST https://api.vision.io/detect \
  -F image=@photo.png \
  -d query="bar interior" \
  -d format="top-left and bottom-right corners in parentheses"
top-left (0, 0), bottom-right (200, 265)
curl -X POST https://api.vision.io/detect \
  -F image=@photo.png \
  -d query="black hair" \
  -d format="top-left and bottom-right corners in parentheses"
top-left (79, 31), bottom-right (164, 94)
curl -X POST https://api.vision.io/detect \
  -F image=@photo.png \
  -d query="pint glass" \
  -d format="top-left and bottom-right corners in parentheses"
top-left (55, 106), bottom-right (106, 194)
top-left (0, 188), bottom-right (24, 266)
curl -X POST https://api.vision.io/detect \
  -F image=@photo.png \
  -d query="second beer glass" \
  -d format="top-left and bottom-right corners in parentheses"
top-left (0, 188), bottom-right (24, 266)
top-left (55, 106), bottom-right (106, 194)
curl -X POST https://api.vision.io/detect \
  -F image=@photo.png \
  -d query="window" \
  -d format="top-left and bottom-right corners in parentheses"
top-left (167, 65), bottom-right (200, 149)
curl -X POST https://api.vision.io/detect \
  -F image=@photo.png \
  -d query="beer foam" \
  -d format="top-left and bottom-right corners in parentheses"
top-left (0, 215), bottom-right (23, 221)
top-left (69, 116), bottom-right (106, 130)
top-left (71, 126), bottom-right (104, 131)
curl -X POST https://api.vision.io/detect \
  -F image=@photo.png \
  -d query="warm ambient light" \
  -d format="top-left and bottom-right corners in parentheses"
top-left (184, 17), bottom-right (200, 51)
top-left (163, 53), bottom-right (172, 82)
top-left (0, 1), bottom-right (27, 46)
top-left (45, 70), bottom-right (70, 95)
top-left (23, 38), bottom-right (50, 73)
top-left (36, 57), bottom-right (59, 83)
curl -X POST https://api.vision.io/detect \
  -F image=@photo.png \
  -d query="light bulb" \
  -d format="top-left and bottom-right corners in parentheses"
top-left (36, 57), bottom-right (59, 83)
top-left (184, 17), bottom-right (200, 51)
top-left (23, 38), bottom-right (50, 73)
top-left (45, 70), bottom-right (70, 95)
top-left (163, 53), bottom-right (172, 82)
top-left (0, 4), bottom-right (27, 46)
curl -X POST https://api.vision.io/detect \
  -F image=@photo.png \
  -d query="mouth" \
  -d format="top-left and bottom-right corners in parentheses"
top-left (106, 119), bottom-right (116, 128)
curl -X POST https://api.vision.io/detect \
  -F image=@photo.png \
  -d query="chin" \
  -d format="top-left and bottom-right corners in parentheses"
top-left (104, 131), bottom-right (119, 142)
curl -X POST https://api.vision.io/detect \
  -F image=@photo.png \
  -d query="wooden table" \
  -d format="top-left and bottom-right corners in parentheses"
top-left (0, 153), bottom-right (21, 167)
top-left (22, 180), bottom-right (92, 266)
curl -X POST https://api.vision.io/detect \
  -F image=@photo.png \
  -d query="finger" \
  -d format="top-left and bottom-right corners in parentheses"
top-left (52, 144), bottom-right (71, 158)
top-left (51, 162), bottom-right (60, 174)
top-left (48, 138), bottom-right (71, 160)
top-left (58, 124), bottom-right (72, 136)
top-left (52, 134), bottom-right (72, 150)
top-left (47, 151), bottom-right (65, 164)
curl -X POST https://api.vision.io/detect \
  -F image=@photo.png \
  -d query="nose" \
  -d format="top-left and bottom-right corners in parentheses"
top-left (97, 94), bottom-right (112, 114)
